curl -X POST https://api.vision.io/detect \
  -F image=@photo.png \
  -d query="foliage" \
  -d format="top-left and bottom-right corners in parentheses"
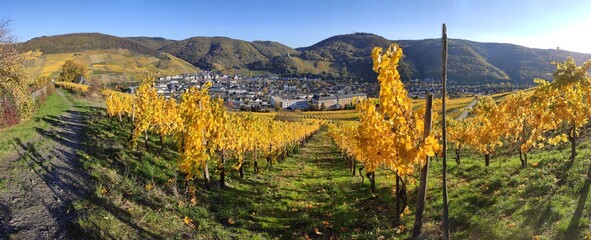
top-left (129, 75), bottom-right (159, 148)
top-left (58, 60), bottom-right (87, 82)
top-left (0, 89), bottom-right (71, 153)
top-left (0, 98), bottom-right (20, 128)
top-left (466, 96), bottom-right (504, 157)
top-left (104, 90), bottom-right (134, 121)
top-left (55, 81), bottom-right (89, 94)
top-left (18, 32), bottom-right (162, 56)
top-left (106, 76), bottom-right (321, 181)
top-left (0, 18), bottom-right (32, 118)
top-left (357, 43), bottom-right (439, 175)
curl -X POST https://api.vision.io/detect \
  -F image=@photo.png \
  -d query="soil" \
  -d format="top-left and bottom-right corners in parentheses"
top-left (0, 91), bottom-right (91, 239)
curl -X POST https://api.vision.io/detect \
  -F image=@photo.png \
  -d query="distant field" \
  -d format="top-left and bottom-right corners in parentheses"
top-left (249, 89), bottom-right (533, 122)
top-left (251, 96), bottom-right (482, 122)
top-left (22, 49), bottom-right (200, 81)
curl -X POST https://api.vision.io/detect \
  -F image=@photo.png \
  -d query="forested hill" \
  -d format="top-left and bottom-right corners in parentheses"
top-left (159, 36), bottom-right (298, 73)
top-left (18, 33), bottom-right (161, 57)
top-left (396, 38), bottom-right (591, 84)
top-left (157, 33), bottom-right (591, 84)
top-left (19, 32), bottom-right (591, 85)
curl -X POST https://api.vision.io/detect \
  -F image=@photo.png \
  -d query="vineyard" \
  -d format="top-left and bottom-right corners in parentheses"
top-left (326, 43), bottom-right (591, 239)
top-left (29, 42), bottom-right (591, 239)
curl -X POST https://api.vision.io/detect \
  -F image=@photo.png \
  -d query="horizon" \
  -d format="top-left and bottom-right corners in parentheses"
top-left (2, 0), bottom-right (591, 53)
top-left (22, 31), bottom-right (591, 55)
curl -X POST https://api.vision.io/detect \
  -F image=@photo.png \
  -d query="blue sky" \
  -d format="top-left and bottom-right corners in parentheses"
top-left (2, 0), bottom-right (591, 53)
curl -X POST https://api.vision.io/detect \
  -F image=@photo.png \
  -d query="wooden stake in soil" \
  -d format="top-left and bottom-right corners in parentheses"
top-left (441, 23), bottom-right (451, 240)
top-left (199, 101), bottom-right (210, 190)
top-left (412, 94), bottom-right (433, 237)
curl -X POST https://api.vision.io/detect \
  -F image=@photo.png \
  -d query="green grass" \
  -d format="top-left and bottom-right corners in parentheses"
top-left (423, 137), bottom-right (591, 239)
top-left (76, 111), bottom-right (408, 239)
top-left (73, 103), bottom-right (591, 239)
top-left (0, 90), bottom-right (72, 154)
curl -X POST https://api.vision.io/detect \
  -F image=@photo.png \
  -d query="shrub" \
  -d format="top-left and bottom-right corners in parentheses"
top-left (0, 97), bottom-right (20, 129)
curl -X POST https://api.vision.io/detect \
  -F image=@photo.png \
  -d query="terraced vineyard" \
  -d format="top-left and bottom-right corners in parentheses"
top-left (21, 49), bottom-right (199, 81)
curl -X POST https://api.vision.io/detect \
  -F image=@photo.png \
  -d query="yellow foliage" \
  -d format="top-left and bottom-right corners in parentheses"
top-left (330, 43), bottom-right (440, 179)
top-left (55, 81), bottom-right (89, 94)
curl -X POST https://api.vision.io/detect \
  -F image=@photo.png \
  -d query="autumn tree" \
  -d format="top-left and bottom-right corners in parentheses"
top-left (130, 75), bottom-right (159, 150)
top-left (498, 90), bottom-right (562, 167)
top-left (468, 96), bottom-right (504, 167)
top-left (0, 18), bottom-right (31, 121)
top-left (545, 58), bottom-right (591, 160)
top-left (447, 117), bottom-right (471, 165)
top-left (359, 44), bottom-right (440, 231)
top-left (58, 60), bottom-right (87, 82)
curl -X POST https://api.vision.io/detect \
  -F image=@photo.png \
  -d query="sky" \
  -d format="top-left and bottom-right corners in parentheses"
top-left (2, 0), bottom-right (591, 53)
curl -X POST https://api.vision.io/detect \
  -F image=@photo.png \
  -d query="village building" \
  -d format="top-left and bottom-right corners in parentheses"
top-left (312, 95), bottom-right (339, 110)
top-left (271, 96), bottom-right (309, 110)
top-left (336, 93), bottom-right (367, 106)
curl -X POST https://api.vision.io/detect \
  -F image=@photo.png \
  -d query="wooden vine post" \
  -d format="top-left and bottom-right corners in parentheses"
top-left (412, 94), bottom-right (433, 237)
top-left (441, 23), bottom-right (451, 240)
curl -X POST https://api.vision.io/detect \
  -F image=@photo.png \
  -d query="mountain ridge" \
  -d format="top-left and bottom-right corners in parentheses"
top-left (18, 32), bottom-right (591, 85)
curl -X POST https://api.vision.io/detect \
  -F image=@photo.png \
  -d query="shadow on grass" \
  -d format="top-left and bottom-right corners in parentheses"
top-left (197, 129), bottom-right (398, 239)
top-left (76, 108), bottom-right (178, 238)
top-left (561, 162), bottom-right (591, 239)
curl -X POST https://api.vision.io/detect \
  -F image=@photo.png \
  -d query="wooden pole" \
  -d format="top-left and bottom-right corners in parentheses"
top-left (220, 150), bottom-right (226, 188)
top-left (412, 94), bottom-right (433, 237)
top-left (199, 101), bottom-right (210, 190)
top-left (441, 23), bottom-right (451, 240)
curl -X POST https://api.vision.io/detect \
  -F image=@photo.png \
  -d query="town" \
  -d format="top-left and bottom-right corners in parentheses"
top-left (117, 71), bottom-right (527, 112)
top-left (121, 71), bottom-right (371, 111)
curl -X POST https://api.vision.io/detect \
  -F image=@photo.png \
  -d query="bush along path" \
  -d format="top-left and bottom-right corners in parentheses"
top-left (0, 89), bottom-right (91, 239)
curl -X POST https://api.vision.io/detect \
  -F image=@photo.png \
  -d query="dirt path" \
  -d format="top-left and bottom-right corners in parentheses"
top-left (0, 90), bottom-right (91, 239)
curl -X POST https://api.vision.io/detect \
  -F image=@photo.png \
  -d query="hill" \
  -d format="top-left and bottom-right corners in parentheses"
top-left (161, 33), bottom-right (591, 84)
top-left (19, 33), bottom-right (161, 56)
top-left (294, 33), bottom-right (415, 82)
top-left (19, 32), bottom-right (591, 85)
top-left (160, 37), bottom-right (299, 75)
top-left (397, 38), bottom-right (591, 84)
top-left (19, 33), bottom-right (200, 82)
top-left (126, 37), bottom-right (176, 50)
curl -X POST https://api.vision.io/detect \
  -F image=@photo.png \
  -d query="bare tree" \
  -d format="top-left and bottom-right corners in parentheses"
top-left (0, 18), bottom-right (19, 67)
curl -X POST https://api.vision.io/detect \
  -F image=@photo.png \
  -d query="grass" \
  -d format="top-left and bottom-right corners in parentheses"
top-left (423, 134), bottom-right (591, 239)
top-left (3, 85), bottom-right (585, 238)
top-left (0, 90), bottom-right (71, 154)
top-left (75, 106), bottom-right (591, 239)
top-left (76, 110), bottom-right (412, 239)
top-left (76, 108), bottom-right (264, 239)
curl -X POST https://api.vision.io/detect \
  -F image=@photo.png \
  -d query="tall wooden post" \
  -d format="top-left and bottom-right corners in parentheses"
top-left (199, 102), bottom-right (210, 190)
top-left (220, 150), bottom-right (226, 188)
top-left (254, 145), bottom-right (259, 174)
top-left (412, 94), bottom-right (433, 237)
top-left (441, 23), bottom-right (451, 240)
